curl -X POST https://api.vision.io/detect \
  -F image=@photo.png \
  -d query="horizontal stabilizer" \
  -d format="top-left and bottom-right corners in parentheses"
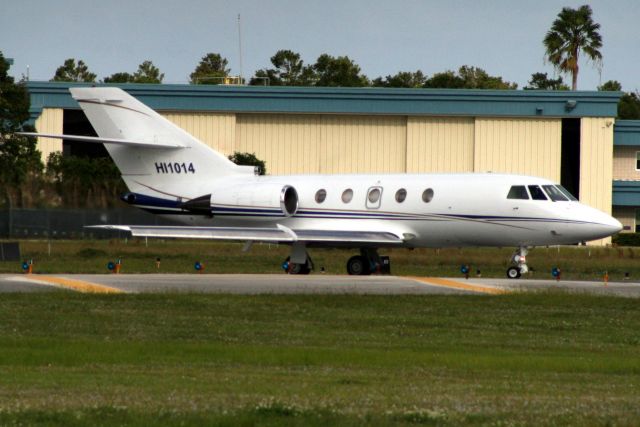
top-left (18, 132), bottom-right (185, 149)
top-left (86, 225), bottom-right (404, 245)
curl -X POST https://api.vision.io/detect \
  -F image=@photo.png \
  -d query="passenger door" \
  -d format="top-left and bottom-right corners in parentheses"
top-left (366, 186), bottom-right (383, 209)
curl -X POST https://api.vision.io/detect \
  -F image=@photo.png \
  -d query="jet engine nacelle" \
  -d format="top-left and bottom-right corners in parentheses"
top-left (213, 183), bottom-right (299, 216)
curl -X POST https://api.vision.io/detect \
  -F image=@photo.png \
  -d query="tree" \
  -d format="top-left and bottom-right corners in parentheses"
top-left (0, 51), bottom-right (43, 207)
top-left (543, 5), bottom-right (602, 90)
top-left (423, 70), bottom-right (465, 89)
top-left (190, 53), bottom-right (230, 84)
top-left (132, 60), bottom-right (164, 83)
top-left (598, 80), bottom-right (640, 120)
top-left (103, 61), bottom-right (164, 84)
top-left (423, 66), bottom-right (516, 89)
top-left (103, 72), bottom-right (134, 83)
top-left (228, 152), bottom-right (266, 175)
top-left (372, 71), bottom-right (426, 88)
top-left (51, 58), bottom-right (96, 82)
top-left (598, 80), bottom-right (622, 91)
top-left (312, 54), bottom-right (369, 87)
top-left (524, 72), bottom-right (569, 90)
top-left (250, 50), bottom-right (315, 86)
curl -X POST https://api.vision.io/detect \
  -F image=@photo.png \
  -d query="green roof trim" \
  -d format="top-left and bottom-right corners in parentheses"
top-left (614, 120), bottom-right (640, 146)
top-left (613, 180), bottom-right (640, 206)
top-left (26, 81), bottom-right (621, 123)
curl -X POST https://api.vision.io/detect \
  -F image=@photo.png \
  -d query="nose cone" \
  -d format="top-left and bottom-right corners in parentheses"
top-left (570, 205), bottom-right (623, 242)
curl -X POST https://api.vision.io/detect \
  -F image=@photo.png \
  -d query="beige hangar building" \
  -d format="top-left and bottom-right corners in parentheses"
top-left (27, 82), bottom-right (640, 244)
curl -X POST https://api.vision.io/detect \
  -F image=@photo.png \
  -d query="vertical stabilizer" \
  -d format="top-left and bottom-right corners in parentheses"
top-left (69, 87), bottom-right (246, 198)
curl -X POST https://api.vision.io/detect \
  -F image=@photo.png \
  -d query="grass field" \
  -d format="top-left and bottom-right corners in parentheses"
top-left (1, 239), bottom-right (640, 281)
top-left (1, 292), bottom-right (640, 426)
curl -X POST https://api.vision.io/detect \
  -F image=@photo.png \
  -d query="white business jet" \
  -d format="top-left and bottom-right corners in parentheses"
top-left (22, 87), bottom-right (622, 278)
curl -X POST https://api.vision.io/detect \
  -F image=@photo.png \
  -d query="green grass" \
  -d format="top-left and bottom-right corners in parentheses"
top-left (1, 239), bottom-right (640, 281)
top-left (1, 292), bottom-right (640, 426)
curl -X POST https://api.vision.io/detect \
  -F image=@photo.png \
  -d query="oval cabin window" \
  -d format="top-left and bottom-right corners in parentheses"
top-left (422, 188), bottom-right (434, 203)
top-left (368, 188), bottom-right (381, 203)
top-left (395, 189), bottom-right (407, 203)
top-left (341, 189), bottom-right (354, 203)
top-left (315, 189), bottom-right (327, 204)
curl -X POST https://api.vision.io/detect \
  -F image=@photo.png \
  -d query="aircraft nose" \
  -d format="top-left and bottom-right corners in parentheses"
top-left (584, 208), bottom-right (623, 239)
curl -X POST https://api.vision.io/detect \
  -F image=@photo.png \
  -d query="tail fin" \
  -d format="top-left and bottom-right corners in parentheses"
top-left (70, 87), bottom-right (249, 198)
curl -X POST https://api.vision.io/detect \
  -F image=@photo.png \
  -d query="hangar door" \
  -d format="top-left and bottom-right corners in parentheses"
top-left (406, 117), bottom-right (474, 173)
top-left (474, 118), bottom-right (562, 182)
top-left (235, 114), bottom-right (407, 175)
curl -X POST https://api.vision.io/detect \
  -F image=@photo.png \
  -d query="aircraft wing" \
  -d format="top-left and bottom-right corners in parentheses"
top-left (87, 225), bottom-right (404, 245)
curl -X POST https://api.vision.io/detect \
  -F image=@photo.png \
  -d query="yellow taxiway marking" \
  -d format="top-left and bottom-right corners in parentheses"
top-left (23, 275), bottom-right (123, 294)
top-left (408, 277), bottom-right (508, 295)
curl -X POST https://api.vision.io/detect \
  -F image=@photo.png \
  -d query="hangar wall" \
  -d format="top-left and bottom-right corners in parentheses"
top-left (473, 118), bottom-right (562, 182)
top-left (34, 108), bottom-right (63, 161)
top-left (613, 146), bottom-right (640, 180)
top-left (406, 117), bottom-right (474, 173)
top-left (580, 118), bottom-right (615, 245)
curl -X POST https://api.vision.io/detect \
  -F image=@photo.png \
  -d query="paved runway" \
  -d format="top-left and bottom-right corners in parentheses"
top-left (2, 273), bottom-right (640, 297)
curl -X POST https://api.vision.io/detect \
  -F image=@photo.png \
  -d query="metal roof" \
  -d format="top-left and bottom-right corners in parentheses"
top-left (614, 121), bottom-right (640, 146)
top-left (613, 181), bottom-right (640, 206)
top-left (26, 81), bottom-right (622, 122)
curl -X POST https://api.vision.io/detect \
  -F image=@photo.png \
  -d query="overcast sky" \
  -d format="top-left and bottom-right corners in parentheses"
top-left (2, 0), bottom-right (638, 90)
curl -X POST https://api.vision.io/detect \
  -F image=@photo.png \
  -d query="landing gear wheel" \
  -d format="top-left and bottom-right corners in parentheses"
top-left (290, 263), bottom-right (311, 275)
top-left (506, 266), bottom-right (522, 279)
top-left (347, 255), bottom-right (369, 276)
top-left (283, 256), bottom-right (312, 275)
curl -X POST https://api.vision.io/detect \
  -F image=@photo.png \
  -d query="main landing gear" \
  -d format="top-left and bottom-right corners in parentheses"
top-left (347, 248), bottom-right (382, 276)
top-left (282, 243), bottom-right (313, 275)
top-left (506, 246), bottom-right (529, 279)
top-left (283, 246), bottom-right (387, 276)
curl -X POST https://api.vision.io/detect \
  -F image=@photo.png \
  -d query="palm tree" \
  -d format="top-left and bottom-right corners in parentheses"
top-left (543, 5), bottom-right (602, 90)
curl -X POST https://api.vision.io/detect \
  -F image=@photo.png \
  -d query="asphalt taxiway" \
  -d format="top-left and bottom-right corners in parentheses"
top-left (1, 273), bottom-right (639, 297)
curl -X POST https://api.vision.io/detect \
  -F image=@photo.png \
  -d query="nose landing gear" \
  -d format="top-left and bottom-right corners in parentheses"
top-left (506, 246), bottom-right (529, 279)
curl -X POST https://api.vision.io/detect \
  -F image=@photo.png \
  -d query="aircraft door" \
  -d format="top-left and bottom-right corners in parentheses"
top-left (366, 186), bottom-right (383, 209)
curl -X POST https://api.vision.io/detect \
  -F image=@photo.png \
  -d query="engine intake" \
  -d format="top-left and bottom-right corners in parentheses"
top-left (280, 185), bottom-right (298, 216)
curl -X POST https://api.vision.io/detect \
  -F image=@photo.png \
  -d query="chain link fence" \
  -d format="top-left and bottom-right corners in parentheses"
top-left (0, 207), bottom-right (175, 239)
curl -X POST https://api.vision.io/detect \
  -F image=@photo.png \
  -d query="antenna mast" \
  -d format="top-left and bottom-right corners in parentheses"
top-left (238, 14), bottom-right (243, 84)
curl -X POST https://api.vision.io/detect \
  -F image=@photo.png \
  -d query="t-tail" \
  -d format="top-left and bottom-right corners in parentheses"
top-left (23, 87), bottom-right (255, 201)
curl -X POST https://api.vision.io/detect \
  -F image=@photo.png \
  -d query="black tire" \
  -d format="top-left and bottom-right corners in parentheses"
top-left (289, 262), bottom-right (311, 275)
top-left (347, 255), bottom-right (368, 275)
top-left (506, 266), bottom-right (521, 279)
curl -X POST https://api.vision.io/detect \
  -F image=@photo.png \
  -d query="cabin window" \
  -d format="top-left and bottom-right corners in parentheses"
top-left (368, 188), bottom-right (381, 203)
top-left (507, 185), bottom-right (529, 200)
top-left (542, 185), bottom-right (568, 201)
top-left (528, 185), bottom-right (548, 201)
top-left (556, 185), bottom-right (578, 201)
top-left (315, 189), bottom-right (327, 204)
top-left (341, 189), bottom-right (353, 203)
top-left (422, 188), bottom-right (434, 203)
top-left (636, 152), bottom-right (640, 170)
top-left (395, 188), bottom-right (407, 203)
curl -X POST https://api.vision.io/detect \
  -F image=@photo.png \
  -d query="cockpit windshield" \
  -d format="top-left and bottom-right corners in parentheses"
top-left (556, 185), bottom-right (578, 201)
top-left (507, 185), bottom-right (529, 200)
top-left (528, 185), bottom-right (547, 201)
top-left (542, 185), bottom-right (569, 202)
